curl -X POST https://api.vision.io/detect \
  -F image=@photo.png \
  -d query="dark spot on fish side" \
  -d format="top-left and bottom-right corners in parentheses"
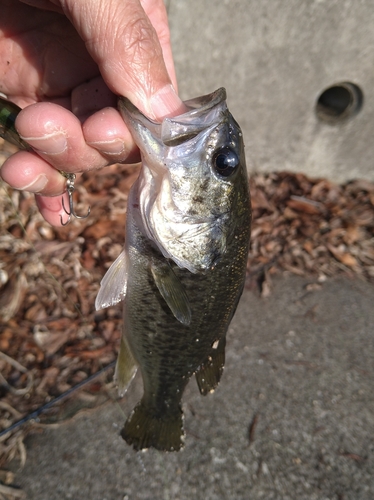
top-left (192, 195), bottom-right (204, 204)
top-left (201, 178), bottom-right (210, 193)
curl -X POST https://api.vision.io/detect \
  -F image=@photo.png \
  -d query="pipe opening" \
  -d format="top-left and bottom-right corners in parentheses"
top-left (316, 82), bottom-right (363, 123)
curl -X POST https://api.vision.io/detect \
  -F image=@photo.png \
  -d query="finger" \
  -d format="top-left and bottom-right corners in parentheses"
top-left (15, 102), bottom-right (104, 173)
top-left (0, 150), bottom-right (66, 196)
top-left (1, 2), bottom-right (98, 102)
top-left (15, 101), bottom-right (137, 173)
top-left (62, 0), bottom-right (186, 119)
top-left (140, 0), bottom-right (178, 91)
top-left (70, 76), bottom-right (117, 120)
top-left (0, 147), bottom-right (82, 226)
top-left (83, 107), bottom-right (140, 164)
top-left (19, 1), bottom-right (64, 14)
top-left (35, 192), bottom-right (71, 226)
top-left (70, 77), bottom-right (140, 162)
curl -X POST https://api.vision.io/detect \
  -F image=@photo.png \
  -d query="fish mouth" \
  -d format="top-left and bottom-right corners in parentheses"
top-left (118, 88), bottom-right (228, 148)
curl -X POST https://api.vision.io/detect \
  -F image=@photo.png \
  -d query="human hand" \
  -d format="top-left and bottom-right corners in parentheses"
top-left (0, 0), bottom-right (185, 225)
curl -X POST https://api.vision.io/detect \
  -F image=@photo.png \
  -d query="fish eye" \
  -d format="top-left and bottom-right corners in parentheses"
top-left (212, 147), bottom-right (239, 177)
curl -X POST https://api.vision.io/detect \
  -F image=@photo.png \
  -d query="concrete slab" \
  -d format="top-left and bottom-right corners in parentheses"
top-left (168, 0), bottom-right (374, 182)
top-left (11, 275), bottom-right (374, 500)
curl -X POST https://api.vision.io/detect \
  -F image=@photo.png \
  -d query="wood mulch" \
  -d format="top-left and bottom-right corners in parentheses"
top-left (0, 136), bottom-right (373, 493)
top-left (247, 171), bottom-right (374, 295)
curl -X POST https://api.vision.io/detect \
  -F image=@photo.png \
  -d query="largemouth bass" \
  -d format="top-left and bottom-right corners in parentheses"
top-left (96, 88), bottom-right (251, 451)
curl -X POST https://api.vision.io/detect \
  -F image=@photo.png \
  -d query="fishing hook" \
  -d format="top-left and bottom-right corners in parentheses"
top-left (60, 173), bottom-right (91, 226)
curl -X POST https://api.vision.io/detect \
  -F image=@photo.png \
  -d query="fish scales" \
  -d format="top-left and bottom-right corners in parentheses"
top-left (126, 207), bottom-right (248, 404)
top-left (96, 88), bottom-right (251, 451)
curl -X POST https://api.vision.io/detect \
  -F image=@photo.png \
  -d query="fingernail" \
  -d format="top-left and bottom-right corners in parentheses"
top-left (87, 138), bottom-right (126, 155)
top-left (20, 174), bottom-right (48, 193)
top-left (19, 132), bottom-right (68, 155)
top-left (149, 84), bottom-right (187, 120)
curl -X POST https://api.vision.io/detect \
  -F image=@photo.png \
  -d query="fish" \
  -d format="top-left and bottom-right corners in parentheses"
top-left (96, 87), bottom-right (251, 451)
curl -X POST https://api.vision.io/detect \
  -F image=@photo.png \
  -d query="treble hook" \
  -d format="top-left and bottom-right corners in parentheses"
top-left (60, 173), bottom-right (91, 226)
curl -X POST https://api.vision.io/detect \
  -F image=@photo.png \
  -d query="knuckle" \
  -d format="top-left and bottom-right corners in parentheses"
top-left (121, 16), bottom-right (162, 69)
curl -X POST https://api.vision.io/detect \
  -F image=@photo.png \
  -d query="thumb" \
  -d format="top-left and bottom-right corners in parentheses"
top-left (60, 0), bottom-right (185, 118)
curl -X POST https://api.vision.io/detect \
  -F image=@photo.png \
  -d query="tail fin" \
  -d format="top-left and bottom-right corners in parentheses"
top-left (121, 401), bottom-right (184, 452)
top-left (195, 336), bottom-right (226, 395)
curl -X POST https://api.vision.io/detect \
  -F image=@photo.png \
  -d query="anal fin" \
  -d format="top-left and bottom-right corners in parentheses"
top-left (121, 401), bottom-right (184, 452)
top-left (195, 336), bottom-right (226, 396)
top-left (114, 335), bottom-right (137, 397)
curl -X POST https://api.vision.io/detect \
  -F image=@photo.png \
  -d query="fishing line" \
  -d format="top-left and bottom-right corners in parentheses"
top-left (0, 361), bottom-right (116, 439)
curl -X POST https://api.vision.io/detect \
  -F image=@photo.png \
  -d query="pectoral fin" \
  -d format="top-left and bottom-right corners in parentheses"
top-left (195, 336), bottom-right (226, 395)
top-left (150, 260), bottom-right (192, 326)
top-left (95, 249), bottom-right (128, 310)
top-left (114, 334), bottom-right (138, 397)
